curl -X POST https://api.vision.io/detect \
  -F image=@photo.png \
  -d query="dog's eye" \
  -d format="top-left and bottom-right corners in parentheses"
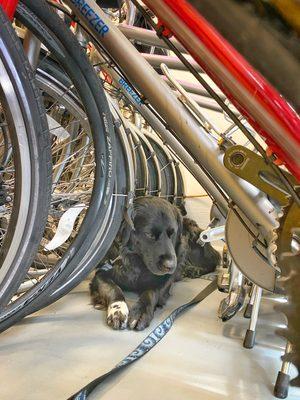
top-left (145, 232), bottom-right (156, 240)
top-left (167, 228), bottom-right (175, 238)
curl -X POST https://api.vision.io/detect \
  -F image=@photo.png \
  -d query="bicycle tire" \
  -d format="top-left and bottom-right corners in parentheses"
top-left (41, 96), bottom-right (136, 304)
top-left (0, 0), bottom-right (116, 329)
top-left (42, 100), bottom-right (133, 309)
top-left (0, 7), bottom-right (52, 306)
top-left (143, 131), bottom-right (177, 203)
top-left (129, 129), bottom-right (149, 197)
top-left (0, 95), bottom-right (132, 330)
top-left (130, 124), bottom-right (161, 197)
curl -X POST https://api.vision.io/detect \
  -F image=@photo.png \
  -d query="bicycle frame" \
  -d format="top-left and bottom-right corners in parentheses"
top-left (145, 0), bottom-right (300, 181)
top-left (66, 0), bottom-right (277, 246)
top-left (0, 0), bottom-right (18, 19)
top-left (90, 42), bottom-right (229, 214)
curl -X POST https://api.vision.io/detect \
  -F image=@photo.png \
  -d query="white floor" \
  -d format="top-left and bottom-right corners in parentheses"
top-left (1, 278), bottom-right (300, 400)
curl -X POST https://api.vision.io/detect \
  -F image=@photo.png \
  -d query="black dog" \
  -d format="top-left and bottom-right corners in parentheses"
top-left (90, 197), bottom-right (220, 331)
top-left (180, 217), bottom-right (220, 279)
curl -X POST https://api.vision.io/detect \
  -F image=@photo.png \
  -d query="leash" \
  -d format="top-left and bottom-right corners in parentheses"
top-left (68, 278), bottom-right (217, 400)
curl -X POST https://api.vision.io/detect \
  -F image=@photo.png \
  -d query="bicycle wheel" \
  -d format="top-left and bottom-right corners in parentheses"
top-left (0, 7), bottom-right (51, 307)
top-left (142, 129), bottom-right (177, 203)
top-left (129, 128), bottom-right (149, 197)
top-left (42, 96), bottom-right (134, 310)
top-left (0, 0), bottom-right (116, 330)
top-left (28, 56), bottom-right (96, 278)
top-left (4, 92), bottom-right (134, 323)
top-left (129, 123), bottom-right (161, 197)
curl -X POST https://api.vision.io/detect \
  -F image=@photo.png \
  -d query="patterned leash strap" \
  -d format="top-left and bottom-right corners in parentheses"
top-left (68, 278), bottom-right (218, 400)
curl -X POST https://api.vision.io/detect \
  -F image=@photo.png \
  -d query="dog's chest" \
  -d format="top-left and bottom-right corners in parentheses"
top-left (135, 269), bottom-right (170, 292)
top-left (119, 254), bottom-right (171, 292)
top-left (118, 265), bottom-right (169, 293)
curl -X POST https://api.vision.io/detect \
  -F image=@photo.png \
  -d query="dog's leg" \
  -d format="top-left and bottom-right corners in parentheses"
top-left (157, 279), bottom-right (173, 307)
top-left (128, 273), bottom-right (176, 331)
top-left (128, 289), bottom-right (160, 331)
top-left (90, 271), bottom-right (129, 330)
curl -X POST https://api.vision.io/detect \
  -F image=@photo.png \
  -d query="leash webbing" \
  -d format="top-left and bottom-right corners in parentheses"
top-left (68, 278), bottom-right (217, 400)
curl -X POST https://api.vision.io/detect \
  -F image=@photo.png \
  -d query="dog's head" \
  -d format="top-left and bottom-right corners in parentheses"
top-left (120, 197), bottom-right (183, 276)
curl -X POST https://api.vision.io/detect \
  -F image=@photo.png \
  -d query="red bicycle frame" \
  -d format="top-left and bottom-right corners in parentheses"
top-left (144, 0), bottom-right (300, 181)
top-left (0, 0), bottom-right (18, 19)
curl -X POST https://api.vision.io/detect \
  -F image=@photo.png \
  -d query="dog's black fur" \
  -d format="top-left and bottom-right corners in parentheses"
top-left (90, 197), bottom-right (220, 331)
top-left (180, 217), bottom-right (221, 278)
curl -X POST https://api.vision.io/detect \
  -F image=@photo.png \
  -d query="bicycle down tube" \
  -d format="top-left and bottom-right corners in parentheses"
top-left (89, 46), bottom-right (229, 215)
top-left (65, 0), bottom-right (277, 245)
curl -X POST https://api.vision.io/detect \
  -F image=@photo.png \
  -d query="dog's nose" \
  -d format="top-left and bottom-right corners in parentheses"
top-left (163, 259), bottom-right (174, 272)
top-left (159, 256), bottom-right (176, 273)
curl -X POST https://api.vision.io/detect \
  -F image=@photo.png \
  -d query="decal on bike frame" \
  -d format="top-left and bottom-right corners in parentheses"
top-left (119, 78), bottom-right (142, 105)
top-left (70, 0), bottom-right (109, 36)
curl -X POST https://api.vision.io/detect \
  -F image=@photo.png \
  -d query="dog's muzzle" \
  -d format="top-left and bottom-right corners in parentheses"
top-left (158, 255), bottom-right (176, 274)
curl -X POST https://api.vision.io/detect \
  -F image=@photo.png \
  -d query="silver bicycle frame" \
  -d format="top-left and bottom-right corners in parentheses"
top-left (91, 45), bottom-right (229, 214)
top-left (119, 24), bottom-right (186, 53)
top-left (65, 0), bottom-right (277, 244)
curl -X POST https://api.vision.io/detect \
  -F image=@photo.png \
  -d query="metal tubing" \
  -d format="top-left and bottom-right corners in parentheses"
top-left (161, 76), bottom-right (239, 114)
top-left (200, 225), bottom-right (225, 243)
top-left (249, 285), bottom-right (256, 306)
top-left (281, 342), bottom-right (292, 374)
top-left (249, 286), bottom-right (262, 331)
top-left (124, 0), bottom-right (136, 26)
top-left (67, 0), bottom-right (277, 242)
top-left (134, 112), bottom-right (142, 130)
top-left (118, 24), bottom-right (186, 53)
top-left (161, 62), bottom-right (219, 133)
top-left (94, 50), bottom-right (229, 214)
top-left (142, 53), bottom-right (202, 72)
top-left (191, 94), bottom-right (239, 116)
top-left (161, 75), bottom-right (226, 99)
top-left (23, 30), bottom-right (41, 70)
top-left (229, 263), bottom-right (243, 292)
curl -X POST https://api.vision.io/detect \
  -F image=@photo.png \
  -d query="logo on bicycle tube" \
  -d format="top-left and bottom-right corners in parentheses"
top-left (70, 0), bottom-right (109, 37)
top-left (119, 78), bottom-right (142, 105)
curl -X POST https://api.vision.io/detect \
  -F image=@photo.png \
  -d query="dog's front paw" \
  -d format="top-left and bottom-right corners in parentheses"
top-left (107, 301), bottom-right (129, 330)
top-left (128, 303), bottom-right (153, 331)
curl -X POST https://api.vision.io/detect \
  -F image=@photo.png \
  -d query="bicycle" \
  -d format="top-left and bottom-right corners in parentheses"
top-left (55, 0), bottom-right (300, 390)
top-left (1, 0), bottom-right (299, 395)
top-left (0, 4), bottom-right (52, 308)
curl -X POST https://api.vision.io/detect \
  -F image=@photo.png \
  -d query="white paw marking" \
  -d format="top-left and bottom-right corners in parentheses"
top-left (107, 301), bottom-right (129, 329)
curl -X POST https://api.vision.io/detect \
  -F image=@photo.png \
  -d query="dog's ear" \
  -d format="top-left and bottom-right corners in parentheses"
top-left (182, 217), bottom-right (202, 243)
top-left (119, 219), bottom-right (133, 249)
top-left (119, 202), bottom-right (142, 253)
top-left (173, 205), bottom-right (183, 242)
top-left (179, 202), bottom-right (187, 216)
top-left (120, 198), bottom-right (150, 253)
top-left (176, 222), bottom-right (188, 273)
top-left (172, 205), bottom-right (186, 262)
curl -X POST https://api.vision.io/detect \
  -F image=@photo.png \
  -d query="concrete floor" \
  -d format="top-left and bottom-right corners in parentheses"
top-left (1, 277), bottom-right (300, 400)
